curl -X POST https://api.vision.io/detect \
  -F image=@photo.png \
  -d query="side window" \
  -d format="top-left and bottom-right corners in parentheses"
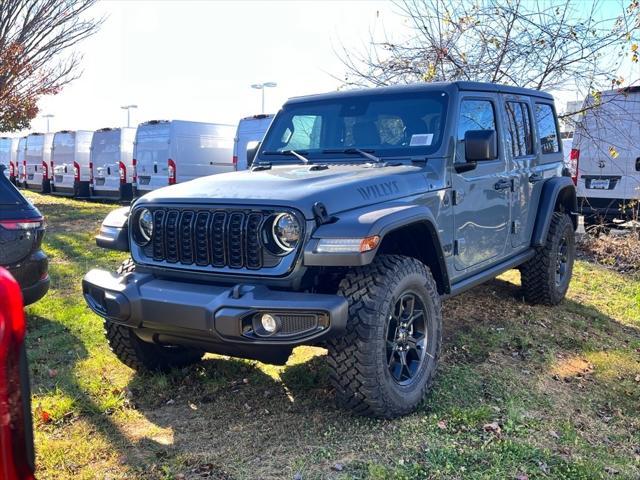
top-left (457, 99), bottom-right (496, 142)
top-left (280, 115), bottom-right (322, 151)
top-left (505, 101), bottom-right (534, 157)
top-left (535, 103), bottom-right (559, 154)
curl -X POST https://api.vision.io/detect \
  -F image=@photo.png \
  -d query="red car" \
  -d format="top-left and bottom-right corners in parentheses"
top-left (0, 267), bottom-right (35, 479)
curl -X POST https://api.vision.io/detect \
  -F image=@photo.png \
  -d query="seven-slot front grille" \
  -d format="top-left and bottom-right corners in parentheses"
top-left (148, 208), bottom-right (271, 270)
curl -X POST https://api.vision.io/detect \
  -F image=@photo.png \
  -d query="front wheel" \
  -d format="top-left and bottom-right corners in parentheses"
top-left (521, 212), bottom-right (575, 305)
top-left (327, 255), bottom-right (442, 418)
top-left (104, 259), bottom-right (204, 372)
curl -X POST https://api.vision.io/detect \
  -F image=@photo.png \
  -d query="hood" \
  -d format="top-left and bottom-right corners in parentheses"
top-left (138, 163), bottom-right (432, 218)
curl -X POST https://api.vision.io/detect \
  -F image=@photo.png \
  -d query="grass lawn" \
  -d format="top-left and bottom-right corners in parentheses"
top-left (22, 191), bottom-right (640, 480)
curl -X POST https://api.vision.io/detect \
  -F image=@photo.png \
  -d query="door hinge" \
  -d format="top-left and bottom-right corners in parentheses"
top-left (511, 220), bottom-right (521, 234)
top-left (452, 190), bottom-right (463, 205)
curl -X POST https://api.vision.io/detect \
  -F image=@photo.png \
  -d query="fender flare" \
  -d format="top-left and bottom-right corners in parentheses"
top-left (95, 206), bottom-right (130, 252)
top-left (531, 177), bottom-right (577, 247)
top-left (303, 203), bottom-right (450, 290)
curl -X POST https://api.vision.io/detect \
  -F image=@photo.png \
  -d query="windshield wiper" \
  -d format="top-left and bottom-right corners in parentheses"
top-left (262, 149), bottom-right (311, 164)
top-left (322, 148), bottom-right (383, 164)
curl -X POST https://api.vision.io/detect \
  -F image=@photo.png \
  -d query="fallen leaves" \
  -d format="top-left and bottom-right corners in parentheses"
top-left (483, 421), bottom-right (502, 435)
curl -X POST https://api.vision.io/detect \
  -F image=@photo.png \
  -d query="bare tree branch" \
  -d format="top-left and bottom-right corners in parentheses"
top-left (0, 0), bottom-right (103, 132)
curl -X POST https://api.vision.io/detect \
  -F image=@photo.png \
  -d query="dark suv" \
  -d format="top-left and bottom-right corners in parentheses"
top-left (0, 166), bottom-right (49, 305)
top-left (84, 82), bottom-right (576, 418)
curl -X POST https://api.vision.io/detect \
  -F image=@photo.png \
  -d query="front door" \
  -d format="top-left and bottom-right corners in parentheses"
top-left (452, 95), bottom-right (511, 271)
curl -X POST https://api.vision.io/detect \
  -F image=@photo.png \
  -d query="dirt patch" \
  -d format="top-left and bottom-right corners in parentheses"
top-left (578, 231), bottom-right (640, 274)
top-left (549, 355), bottom-right (593, 380)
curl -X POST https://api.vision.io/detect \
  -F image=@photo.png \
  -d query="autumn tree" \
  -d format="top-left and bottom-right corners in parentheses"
top-left (338, 0), bottom-right (640, 97)
top-left (0, 0), bottom-right (102, 132)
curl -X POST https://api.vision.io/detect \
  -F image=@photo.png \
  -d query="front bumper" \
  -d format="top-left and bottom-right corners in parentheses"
top-left (82, 269), bottom-right (349, 362)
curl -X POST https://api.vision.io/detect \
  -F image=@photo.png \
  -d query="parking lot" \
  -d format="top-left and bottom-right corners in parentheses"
top-left (23, 191), bottom-right (640, 480)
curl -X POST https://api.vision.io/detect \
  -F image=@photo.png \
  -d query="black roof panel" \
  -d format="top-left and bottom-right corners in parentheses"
top-left (285, 81), bottom-right (554, 105)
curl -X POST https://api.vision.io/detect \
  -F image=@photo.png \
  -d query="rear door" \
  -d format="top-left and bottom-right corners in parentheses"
top-left (25, 135), bottom-right (44, 188)
top-left (17, 138), bottom-right (26, 184)
top-left (452, 94), bottom-right (511, 271)
top-left (52, 132), bottom-right (76, 190)
top-left (135, 123), bottom-right (170, 193)
top-left (574, 92), bottom-right (639, 201)
top-left (92, 130), bottom-right (121, 193)
top-left (501, 96), bottom-right (536, 248)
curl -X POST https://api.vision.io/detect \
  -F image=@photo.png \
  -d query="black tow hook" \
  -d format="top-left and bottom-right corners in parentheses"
top-left (231, 284), bottom-right (249, 299)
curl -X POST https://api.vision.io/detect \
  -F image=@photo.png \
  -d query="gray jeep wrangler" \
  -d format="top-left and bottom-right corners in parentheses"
top-left (83, 81), bottom-right (576, 418)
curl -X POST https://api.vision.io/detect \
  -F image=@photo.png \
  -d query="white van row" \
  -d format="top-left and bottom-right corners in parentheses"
top-left (0, 114), bottom-right (273, 201)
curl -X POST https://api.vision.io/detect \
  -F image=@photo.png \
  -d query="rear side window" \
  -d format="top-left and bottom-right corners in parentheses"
top-left (535, 103), bottom-right (559, 154)
top-left (457, 99), bottom-right (496, 141)
top-left (0, 174), bottom-right (24, 205)
top-left (505, 102), bottom-right (533, 157)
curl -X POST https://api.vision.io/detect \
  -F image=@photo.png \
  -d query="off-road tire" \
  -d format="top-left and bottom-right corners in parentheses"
top-left (327, 255), bottom-right (442, 418)
top-left (521, 212), bottom-right (575, 305)
top-left (104, 259), bottom-right (204, 372)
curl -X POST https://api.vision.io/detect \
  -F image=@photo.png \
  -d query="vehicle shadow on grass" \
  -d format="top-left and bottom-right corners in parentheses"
top-left (28, 275), bottom-right (638, 478)
top-left (123, 277), bottom-right (640, 478)
top-left (25, 314), bottom-right (171, 477)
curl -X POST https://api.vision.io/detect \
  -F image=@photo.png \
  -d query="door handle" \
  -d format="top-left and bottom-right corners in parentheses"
top-left (494, 179), bottom-right (510, 191)
top-left (529, 173), bottom-right (544, 183)
top-left (636, 157), bottom-right (640, 172)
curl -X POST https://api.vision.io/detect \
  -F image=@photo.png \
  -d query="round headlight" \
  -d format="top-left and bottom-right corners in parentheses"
top-left (272, 212), bottom-right (300, 251)
top-left (138, 208), bottom-right (153, 243)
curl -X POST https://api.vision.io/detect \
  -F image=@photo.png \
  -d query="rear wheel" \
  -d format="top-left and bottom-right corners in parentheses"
top-left (521, 212), bottom-right (575, 305)
top-left (104, 259), bottom-right (204, 372)
top-left (327, 255), bottom-right (442, 418)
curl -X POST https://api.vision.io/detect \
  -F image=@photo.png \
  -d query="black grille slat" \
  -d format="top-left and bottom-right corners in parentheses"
top-left (142, 207), bottom-right (291, 271)
top-left (194, 212), bottom-right (210, 265)
top-left (152, 210), bottom-right (166, 260)
top-left (165, 210), bottom-right (180, 263)
top-left (246, 213), bottom-right (263, 269)
top-left (179, 211), bottom-right (195, 264)
top-left (210, 212), bottom-right (227, 267)
top-left (227, 212), bottom-right (245, 268)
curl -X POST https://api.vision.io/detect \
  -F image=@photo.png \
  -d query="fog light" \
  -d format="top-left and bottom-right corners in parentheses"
top-left (261, 313), bottom-right (279, 333)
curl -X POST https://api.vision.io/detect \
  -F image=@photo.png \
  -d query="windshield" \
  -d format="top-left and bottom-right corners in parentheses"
top-left (260, 91), bottom-right (448, 161)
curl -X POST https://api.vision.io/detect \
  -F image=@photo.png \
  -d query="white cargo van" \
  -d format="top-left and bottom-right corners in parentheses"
top-left (572, 87), bottom-right (640, 227)
top-left (133, 120), bottom-right (235, 196)
top-left (50, 130), bottom-right (94, 197)
top-left (16, 137), bottom-right (27, 187)
top-left (0, 137), bottom-right (19, 183)
top-left (232, 114), bottom-right (274, 170)
top-left (25, 133), bottom-right (54, 193)
top-left (90, 127), bottom-right (136, 201)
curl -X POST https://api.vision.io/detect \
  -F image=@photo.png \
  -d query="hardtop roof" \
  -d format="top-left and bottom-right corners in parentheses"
top-left (285, 81), bottom-right (554, 105)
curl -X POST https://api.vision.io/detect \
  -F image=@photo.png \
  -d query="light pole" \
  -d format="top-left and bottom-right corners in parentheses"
top-left (42, 114), bottom-right (54, 133)
top-left (250, 82), bottom-right (277, 113)
top-left (120, 104), bottom-right (138, 127)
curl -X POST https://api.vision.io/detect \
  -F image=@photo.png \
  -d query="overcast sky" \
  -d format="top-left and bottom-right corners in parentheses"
top-left (24, 0), bottom-right (639, 135)
top-left (29, 0), bottom-right (400, 133)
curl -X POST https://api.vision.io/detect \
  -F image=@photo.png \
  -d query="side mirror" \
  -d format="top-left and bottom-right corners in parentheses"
top-left (246, 141), bottom-right (261, 168)
top-left (464, 130), bottom-right (497, 162)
